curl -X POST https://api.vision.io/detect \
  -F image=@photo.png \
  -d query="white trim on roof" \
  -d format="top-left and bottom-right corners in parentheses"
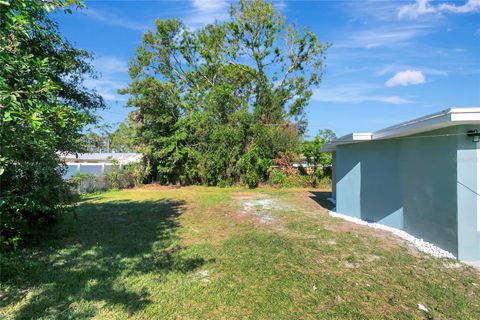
top-left (340, 133), bottom-right (373, 142)
top-left (321, 133), bottom-right (372, 152)
top-left (59, 152), bottom-right (142, 164)
top-left (322, 108), bottom-right (480, 152)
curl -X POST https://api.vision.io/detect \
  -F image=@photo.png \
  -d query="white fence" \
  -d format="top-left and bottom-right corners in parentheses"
top-left (64, 163), bottom-right (124, 179)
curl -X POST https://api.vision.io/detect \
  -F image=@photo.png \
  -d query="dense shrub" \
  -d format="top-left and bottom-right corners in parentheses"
top-left (71, 163), bottom-right (149, 194)
top-left (217, 178), bottom-right (234, 188)
top-left (104, 162), bottom-right (149, 190)
top-left (270, 168), bottom-right (287, 186)
top-left (1, 163), bottom-right (77, 249)
top-left (269, 168), bottom-right (310, 188)
top-left (316, 176), bottom-right (332, 189)
top-left (124, 162), bottom-right (151, 186)
top-left (269, 167), bottom-right (331, 188)
top-left (236, 146), bottom-right (272, 188)
top-left (104, 168), bottom-right (132, 190)
top-left (71, 173), bottom-right (108, 193)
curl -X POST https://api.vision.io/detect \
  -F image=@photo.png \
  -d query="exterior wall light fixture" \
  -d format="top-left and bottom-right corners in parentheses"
top-left (467, 129), bottom-right (480, 142)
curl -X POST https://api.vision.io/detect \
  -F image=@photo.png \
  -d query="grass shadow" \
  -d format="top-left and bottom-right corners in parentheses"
top-left (308, 191), bottom-right (335, 210)
top-left (1, 197), bottom-right (207, 319)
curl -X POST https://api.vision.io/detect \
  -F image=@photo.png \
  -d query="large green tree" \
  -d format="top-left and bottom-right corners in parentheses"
top-left (122, 0), bottom-right (329, 186)
top-left (0, 0), bottom-right (104, 248)
top-left (110, 113), bottom-right (139, 153)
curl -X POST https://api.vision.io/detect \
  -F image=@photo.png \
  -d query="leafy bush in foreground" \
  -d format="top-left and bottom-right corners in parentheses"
top-left (0, 0), bottom-right (104, 249)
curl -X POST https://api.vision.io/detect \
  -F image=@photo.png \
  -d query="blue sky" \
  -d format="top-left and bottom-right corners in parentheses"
top-left (54, 0), bottom-right (480, 137)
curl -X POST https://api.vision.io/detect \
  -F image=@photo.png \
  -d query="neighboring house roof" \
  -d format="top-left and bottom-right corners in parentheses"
top-left (59, 152), bottom-right (142, 164)
top-left (322, 107), bottom-right (480, 152)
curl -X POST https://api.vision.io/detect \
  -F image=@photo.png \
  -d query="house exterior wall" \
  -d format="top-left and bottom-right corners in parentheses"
top-left (335, 140), bottom-right (403, 228)
top-left (334, 125), bottom-right (480, 261)
top-left (456, 125), bottom-right (480, 261)
top-left (332, 152), bottom-right (336, 199)
top-left (398, 127), bottom-right (458, 256)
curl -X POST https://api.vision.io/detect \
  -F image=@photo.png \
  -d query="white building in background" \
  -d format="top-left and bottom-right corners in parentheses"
top-left (60, 153), bottom-right (142, 179)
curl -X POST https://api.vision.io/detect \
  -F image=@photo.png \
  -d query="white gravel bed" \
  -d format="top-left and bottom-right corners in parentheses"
top-left (328, 210), bottom-right (456, 259)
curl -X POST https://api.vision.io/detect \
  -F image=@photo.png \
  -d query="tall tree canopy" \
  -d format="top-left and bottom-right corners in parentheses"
top-left (0, 0), bottom-right (104, 248)
top-left (122, 0), bottom-right (329, 187)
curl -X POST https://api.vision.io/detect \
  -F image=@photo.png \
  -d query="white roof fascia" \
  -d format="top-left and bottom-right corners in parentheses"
top-left (373, 108), bottom-right (480, 140)
top-left (321, 132), bottom-right (372, 152)
top-left (450, 108), bottom-right (480, 122)
top-left (322, 107), bottom-right (480, 152)
top-left (59, 153), bottom-right (142, 163)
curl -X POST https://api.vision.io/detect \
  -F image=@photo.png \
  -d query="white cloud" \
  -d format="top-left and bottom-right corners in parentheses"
top-left (185, 0), bottom-right (229, 29)
top-left (87, 9), bottom-right (150, 31)
top-left (376, 65), bottom-right (396, 76)
top-left (312, 86), bottom-right (411, 105)
top-left (378, 65), bottom-right (448, 77)
top-left (438, 0), bottom-right (480, 13)
top-left (398, 0), bottom-right (437, 19)
top-left (84, 78), bottom-right (126, 102)
top-left (382, 96), bottom-right (411, 104)
top-left (398, 0), bottom-right (480, 19)
top-left (385, 70), bottom-right (426, 87)
top-left (185, 0), bottom-right (285, 30)
top-left (274, 0), bottom-right (287, 11)
top-left (345, 1), bottom-right (400, 22)
top-left (85, 56), bottom-right (130, 102)
top-left (192, 0), bottom-right (226, 12)
top-left (93, 56), bottom-right (129, 74)
top-left (336, 25), bottom-right (432, 49)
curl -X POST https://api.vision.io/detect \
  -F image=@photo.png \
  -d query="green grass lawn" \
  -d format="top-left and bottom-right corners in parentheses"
top-left (1, 186), bottom-right (479, 319)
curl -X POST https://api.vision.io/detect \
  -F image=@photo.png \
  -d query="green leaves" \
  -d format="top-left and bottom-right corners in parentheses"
top-left (0, 0), bottom-right (103, 249)
top-left (302, 129), bottom-right (336, 168)
top-left (29, 112), bottom-right (44, 130)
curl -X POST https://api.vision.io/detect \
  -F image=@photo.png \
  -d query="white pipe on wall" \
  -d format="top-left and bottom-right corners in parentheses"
top-left (477, 142), bottom-right (480, 232)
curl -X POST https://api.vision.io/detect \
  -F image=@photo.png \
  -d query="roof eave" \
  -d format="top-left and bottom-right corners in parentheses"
top-left (322, 107), bottom-right (480, 152)
top-left (321, 133), bottom-right (372, 152)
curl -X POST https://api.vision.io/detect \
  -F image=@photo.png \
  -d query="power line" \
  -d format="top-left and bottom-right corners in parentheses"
top-left (389, 132), bottom-right (474, 140)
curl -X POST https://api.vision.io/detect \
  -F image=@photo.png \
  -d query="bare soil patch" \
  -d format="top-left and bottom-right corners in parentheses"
top-left (234, 196), bottom-right (282, 224)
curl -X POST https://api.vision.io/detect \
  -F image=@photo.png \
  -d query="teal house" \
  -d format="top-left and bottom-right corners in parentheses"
top-left (323, 108), bottom-right (480, 262)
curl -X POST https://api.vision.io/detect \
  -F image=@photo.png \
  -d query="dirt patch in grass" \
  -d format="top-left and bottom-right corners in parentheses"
top-left (234, 197), bottom-right (281, 225)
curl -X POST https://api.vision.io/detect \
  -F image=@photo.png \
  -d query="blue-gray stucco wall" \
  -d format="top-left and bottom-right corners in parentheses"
top-left (456, 126), bottom-right (480, 261)
top-left (398, 127), bottom-right (458, 256)
top-left (335, 140), bottom-right (403, 227)
top-left (334, 125), bottom-right (480, 261)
